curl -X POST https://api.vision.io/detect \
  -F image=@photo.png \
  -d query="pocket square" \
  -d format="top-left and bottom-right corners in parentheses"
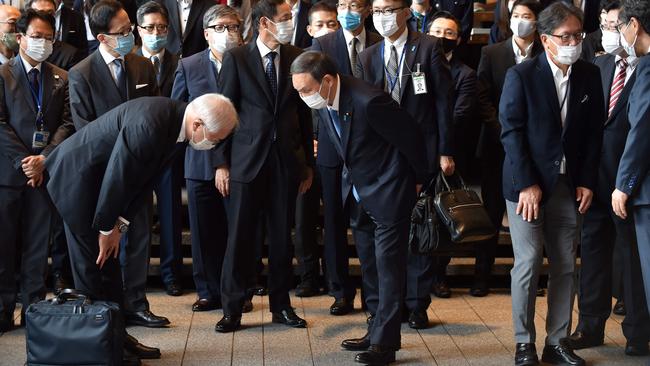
top-left (580, 94), bottom-right (589, 103)
top-left (136, 83), bottom-right (148, 89)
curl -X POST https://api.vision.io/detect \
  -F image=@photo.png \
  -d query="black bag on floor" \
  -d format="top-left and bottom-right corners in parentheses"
top-left (25, 289), bottom-right (124, 366)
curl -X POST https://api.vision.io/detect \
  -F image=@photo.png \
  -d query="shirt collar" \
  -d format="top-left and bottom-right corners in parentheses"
top-left (385, 27), bottom-right (408, 49)
top-left (512, 37), bottom-right (534, 60)
top-left (20, 54), bottom-right (42, 73)
top-left (616, 54), bottom-right (640, 69)
top-left (178, 108), bottom-right (188, 142)
top-left (342, 27), bottom-right (366, 47)
top-left (208, 49), bottom-right (221, 71)
top-left (256, 36), bottom-right (281, 59)
top-left (545, 51), bottom-right (571, 81)
top-left (142, 46), bottom-right (165, 60)
top-left (328, 74), bottom-right (341, 112)
top-left (99, 44), bottom-right (124, 65)
top-left (178, 0), bottom-right (192, 9)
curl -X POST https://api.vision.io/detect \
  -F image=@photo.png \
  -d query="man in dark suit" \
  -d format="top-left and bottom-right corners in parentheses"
top-left (563, 34), bottom-right (650, 357)
top-left (135, 0), bottom-right (184, 297)
top-left (474, 0), bottom-right (543, 297)
top-left (427, 11), bottom-right (477, 298)
top-left (68, 0), bottom-right (166, 328)
top-left (171, 3), bottom-right (242, 312)
top-left (56, 0), bottom-right (89, 56)
top-left (156, 0), bottom-right (212, 57)
top-left (45, 94), bottom-right (237, 364)
top-left (308, 0), bottom-right (381, 315)
top-left (29, 0), bottom-right (85, 68)
top-left (0, 9), bottom-right (74, 332)
top-left (358, 0), bottom-right (454, 330)
top-left (214, 0), bottom-right (314, 333)
top-left (292, 50), bottom-right (426, 366)
top-left (500, 3), bottom-right (605, 365)
top-left (0, 5), bottom-right (19, 65)
top-left (287, 0), bottom-right (312, 48)
top-left (408, 0), bottom-right (472, 42)
top-left (612, 0), bottom-right (650, 329)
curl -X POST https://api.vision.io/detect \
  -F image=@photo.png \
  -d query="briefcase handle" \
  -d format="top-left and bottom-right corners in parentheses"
top-left (53, 289), bottom-right (92, 305)
top-left (437, 171), bottom-right (467, 192)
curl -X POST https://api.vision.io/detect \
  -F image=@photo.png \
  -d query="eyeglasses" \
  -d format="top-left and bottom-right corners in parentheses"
top-left (371, 6), bottom-right (405, 16)
top-left (24, 33), bottom-right (55, 42)
top-left (548, 32), bottom-right (585, 43)
top-left (600, 23), bottom-right (622, 33)
top-left (0, 19), bottom-right (16, 31)
top-left (616, 21), bottom-right (631, 33)
top-left (337, 1), bottom-right (365, 11)
top-left (205, 24), bottom-right (240, 33)
top-left (104, 26), bottom-right (134, 37)
top-left (429, 27), bottom-right (458, 38)
top-left (139, 24), bottom-right (168, 32)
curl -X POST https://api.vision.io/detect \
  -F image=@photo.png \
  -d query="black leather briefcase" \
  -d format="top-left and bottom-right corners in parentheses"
top-left (409, 178), bottom-right (440, 255)
top-left (434, 172), bottom-right (496, 243)
top-left (25, 289), bottom-right (124, 366)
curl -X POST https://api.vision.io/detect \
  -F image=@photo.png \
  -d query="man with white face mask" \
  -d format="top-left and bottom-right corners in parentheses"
top-left (500, 2), bottom-right (605, 365)
top-left (0, 5), bottom-right (20, 64)
top-left (215, 0), bottom-right (314, 333)
top-left (0, 8), bottom-right (74, 334)
top-left (306, 1), bottom-right (338, 39)
top-left (171, 4), bottom-right (244, 314)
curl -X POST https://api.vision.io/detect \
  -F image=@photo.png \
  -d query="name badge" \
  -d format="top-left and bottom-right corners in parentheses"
top-left (412, 63), bottom-right (427, 95)
top-left (32, 130), bottom-right (50, 149)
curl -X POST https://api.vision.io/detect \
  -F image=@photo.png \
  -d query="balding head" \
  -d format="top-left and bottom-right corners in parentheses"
top-left (0, 5), bottom-right (20, 55)
top-left (0, 5), bottom-right (20, 20)
top-left (184, 93), bottom-right (238, 150)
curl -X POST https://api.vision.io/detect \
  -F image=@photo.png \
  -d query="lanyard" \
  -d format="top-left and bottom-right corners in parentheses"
top-left (21, 58), bottom-right (45, 129)
top-left (380, 41), bottom-right (406, 95)
top-left (420, 13), bottom-right (429, 34)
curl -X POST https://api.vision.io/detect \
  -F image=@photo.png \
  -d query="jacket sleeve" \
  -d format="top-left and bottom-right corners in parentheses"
top-left (68, 67), bottom-right (95, 130)
top-left (212, 50), bottom-right (239, 168)
top-left (170, 60), bottom-right (189, 102)
top-left (453, 67), bottom-right (477, 128)
top-left (0, 75), bottom-right (31, 171)
top-left (429, 38), bottom-right (454, 157)
top-left (577, 69), bottom-right (604, 190)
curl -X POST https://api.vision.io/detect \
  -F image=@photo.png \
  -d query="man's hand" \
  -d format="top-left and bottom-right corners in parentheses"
top-left (215, 165), bottom-right (230, 197)
top-left (26, 173), bottom-right (44, 188)
top-left (517, 184), bottom-right (542, 222)
top-left (416, 184), bottom-right (423, 195)
top-left (21, 155), bottom-right (45, 178)
top-left (96, 228), bottom-right (121, 269)
top-left (576, 187), bottom-right (593, 214)
top-left (440, 156), bottom-right (455, 176)
top-left (313, 139), bottom-right (318, 158)
top-left (612, 189), bottom-right (629, 219)
top-left (299, 167), bottom-right (314, 194)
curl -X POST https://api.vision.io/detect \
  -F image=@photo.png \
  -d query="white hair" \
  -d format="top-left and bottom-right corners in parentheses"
top-left (189, 93), bottom-right (239, 134)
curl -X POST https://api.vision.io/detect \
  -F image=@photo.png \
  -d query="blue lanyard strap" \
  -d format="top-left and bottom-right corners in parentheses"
top-left (380, 41), bottom-right (406, 95)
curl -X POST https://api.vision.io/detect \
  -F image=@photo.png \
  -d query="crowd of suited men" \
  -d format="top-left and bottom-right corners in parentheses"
top-left (2, 0), bottom-right (650, 364)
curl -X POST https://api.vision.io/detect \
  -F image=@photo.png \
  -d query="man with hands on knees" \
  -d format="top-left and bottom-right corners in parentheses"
top-left (44, 94), bottom-right (238, 365)
top-left (499, 2), bottom-right (604, 366)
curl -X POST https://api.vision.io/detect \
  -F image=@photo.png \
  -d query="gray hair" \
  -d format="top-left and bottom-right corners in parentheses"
top-left (620, 0), bottom-right (650, 33)
top-left (188, 93), bottom-right (239, 134)
top-left (537, 1), bottom-right (584, 35)
top-left (203, 4), bottom-right (241, 29)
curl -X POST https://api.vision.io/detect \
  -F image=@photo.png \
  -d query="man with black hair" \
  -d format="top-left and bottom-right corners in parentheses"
top-left (215, 0), bottom-right (314, 333)
top-left (0, 8), bottom-right (74, 333)
top-left (408, 0), bottom-right (472, 44)
top-left (580, 0), bottom-right (620, 61)
top-left (29, 0), bottom-right (85, 69)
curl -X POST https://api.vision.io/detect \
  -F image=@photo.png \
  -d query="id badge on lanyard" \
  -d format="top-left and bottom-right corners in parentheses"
top-left (412, 63), bottom-right (427, 95)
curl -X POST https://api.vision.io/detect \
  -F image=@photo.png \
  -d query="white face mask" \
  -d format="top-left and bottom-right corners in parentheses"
top-left (601, 29), bottom-right (622, 54)
top-left (189, 125), bottom-right (217, 150)
top-left (510, 18), bottom-right (536, 38)
top-left (268, 18), bottom-right (293, 44)
top-left (210, 30), bottom-right (240, 54)
top-left (300, 80), bottom-right (330, 110)
top-left (22, 36), bottom-right (53, 63)
top-left (412, 0), bottom-right (426, 4)
top-left (373, 12), bottom-right (400, 38)
top-left (549, 37), bottom-right (582, 65)
top-left (620, 21), bottom-right (638, 57)
top-left (313, 27), bottom-right (334, 38)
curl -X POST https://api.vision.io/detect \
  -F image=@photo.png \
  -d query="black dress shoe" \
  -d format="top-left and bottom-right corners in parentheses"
top-left (470, 281), bottom-right (489, 297)
top-left (242, 299), bottom-right (253, 313)
top-left (562, 331), bottom-right (604, 350)
top-left (355, 345), bottom-right (396, 365)
top-left (408, 309), bottom-right (429, 329)
top-left (122, 349), bottom-right (142, 366)
top-left (52, 272), bottom-right (71, 295)
top-left (330, 298), bottom-right (353, 316)
top-left (125, 310), bottom-right (170, 328)
top-left (252, 285), bottom-right (267, 296)
top-left (625, 342), bottom-right (649, 356)
top-left (613, 299), bottom-right (626, 316)
top-left (124, 334), bottom-right (161, 359)
top-left (192, 298), bottom-right (221, 312)
top-left (432, 281), bottom-right (451, 298)
top-left (272, 308), bottom-right (306, 328)
top-left (342, 332), bottom-right (370, 351)
top-left (536, 288), bottom-right (546, 297)
top-left (164, 281), bottom-right (183, 297)
top-left (295, 282), bottom-right (320, 297)
top-left (215, 314), bottom-right (241, 333)
top-left (514, 343), bottom-right (538, 366)
top-left (541, 344), bottom-right (585, 365)
top-left (0, 313), bottom-right (13, 333)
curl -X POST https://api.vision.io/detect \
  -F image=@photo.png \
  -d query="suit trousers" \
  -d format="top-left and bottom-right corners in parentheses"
top-left (319, 164), bottom-right (355, 301)
top-left (119, 197), bottom-right (153, 313)
top-left (405, 249), bottom-right (434, 311)
top-left (50, 212), bottom-right (71, 277)
top-left (507, 176), bottom-right (578, 345)
top-left (153, 147), bottom-right (184, 285)
top-left (294, 169), bottom-right (321, 286)
top-left (632, 205), bottom-right (650, 316)
top-left (186, 178), bottom-right (228, 301)
top-left (0, 185), bottom-right (52, 315)
top-left (350, 199), bottom-right (408, 349)
top-left (578, 197), bottom-right (650, 343)
top-left (221, 146), bottom-right (297, 315)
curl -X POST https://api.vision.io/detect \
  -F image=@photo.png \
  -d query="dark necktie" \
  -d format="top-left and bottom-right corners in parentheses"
top-left (28, 68), bottom-right (39, 101)
top-left (265, 51), bottom-right (278, 98)
top-left (328, 108), bottom-right (342, 139)
top-left (113, 58), bottom-right (127, 99)
top-left (608, 58), bottom-right (628, 118)
top-left (151, 55), bottom-right (161, 86)
top-left (386, 45), bottom-right (400, 102)
top-left (350, 37), bottom-right (360, 78)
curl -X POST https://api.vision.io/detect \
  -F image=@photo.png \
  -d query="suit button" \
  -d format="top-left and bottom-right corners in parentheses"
top-left (554, 161), bottom-right (560, 166)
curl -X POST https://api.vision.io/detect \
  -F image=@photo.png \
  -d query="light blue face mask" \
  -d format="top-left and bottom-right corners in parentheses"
top-left (142, 33), bottom-right (167, 52)
top-left (108, 31), bottom-right (135, 56)
top-left (337, 10), bottom-right (362, 31)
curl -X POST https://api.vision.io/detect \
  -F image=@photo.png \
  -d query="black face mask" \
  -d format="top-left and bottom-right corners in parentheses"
top-left (437, 37), bottom-right (458, 54)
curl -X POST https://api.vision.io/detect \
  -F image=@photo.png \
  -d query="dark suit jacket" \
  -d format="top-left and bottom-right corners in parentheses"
top-left (158, 0), bottom-right (212, 57)
top-left (46, 97), bottom-right (186, 234)
top-left (59, 5), bottom-right (89, 58)
top-left (580, 29), bottom-right (604, 62)
top-left (135, 47), bottom-right (179, 97)
top-left (358, 30), bottom-right (453, 176)
top-left (450, 54), bottom-right (477, 128)
top-left (476, 37), bottom-right (543, 157)
top-left (499, 53), bottom-right (605, 203)
top-left (317, 75), bottom-right (426, 224)
top-left (293, 0), bottom-right (312, 49)
top-left (309, 28), bottom-right (381, 168)
top-left (171, 48), bottom-right (221, 181)
top-left (48, 41), bottom-right (83, 71)
top-left (616, 55), bottom-right (650, 205)
top-left (0, 58), bottom-right (74, 187)
top-left (218, 40), bottom-right (314, 183)
top-left (593, 54), bottom-right (636, 203)
top-left (68, 50), bottom-right (159, 129)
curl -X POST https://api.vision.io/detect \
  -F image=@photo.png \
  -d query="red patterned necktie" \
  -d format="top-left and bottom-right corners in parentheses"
top-left (608, 58), bottom-right (628, 118)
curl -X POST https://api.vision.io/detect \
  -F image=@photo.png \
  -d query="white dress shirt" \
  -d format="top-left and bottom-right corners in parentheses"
top-left (83, 13), bottom-right (94, 41)
top-left (546, 52), bottom-right (571, 174)
top-left (616, 54), bottom-right (639, 85)
top-left (21, 56), bottom-right (42, 75)
top-left (55, 3), bottom-right (62, 40)
top-left (141, 46), bottom-right (165, 60)
top-left (98, 45), bottom-right (125, 84)
top-left (257, 36), bottom-right (280, 81)
top-left (177, 0), bottom-right (193, 35)
top-left (512, 37), bottom-right (534, 64)
top-left (382, 28), bottom-right (408, 90)
top-left (290, 0), bottom-right (300, 45)
top-left (209, 50), bottom-right (222, 74)
top-left (342, 27), bottom-right (366, 67)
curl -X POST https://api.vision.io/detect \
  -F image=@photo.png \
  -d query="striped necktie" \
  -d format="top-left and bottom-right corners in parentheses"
top-left (608, 58), bottom-right (628, 118)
